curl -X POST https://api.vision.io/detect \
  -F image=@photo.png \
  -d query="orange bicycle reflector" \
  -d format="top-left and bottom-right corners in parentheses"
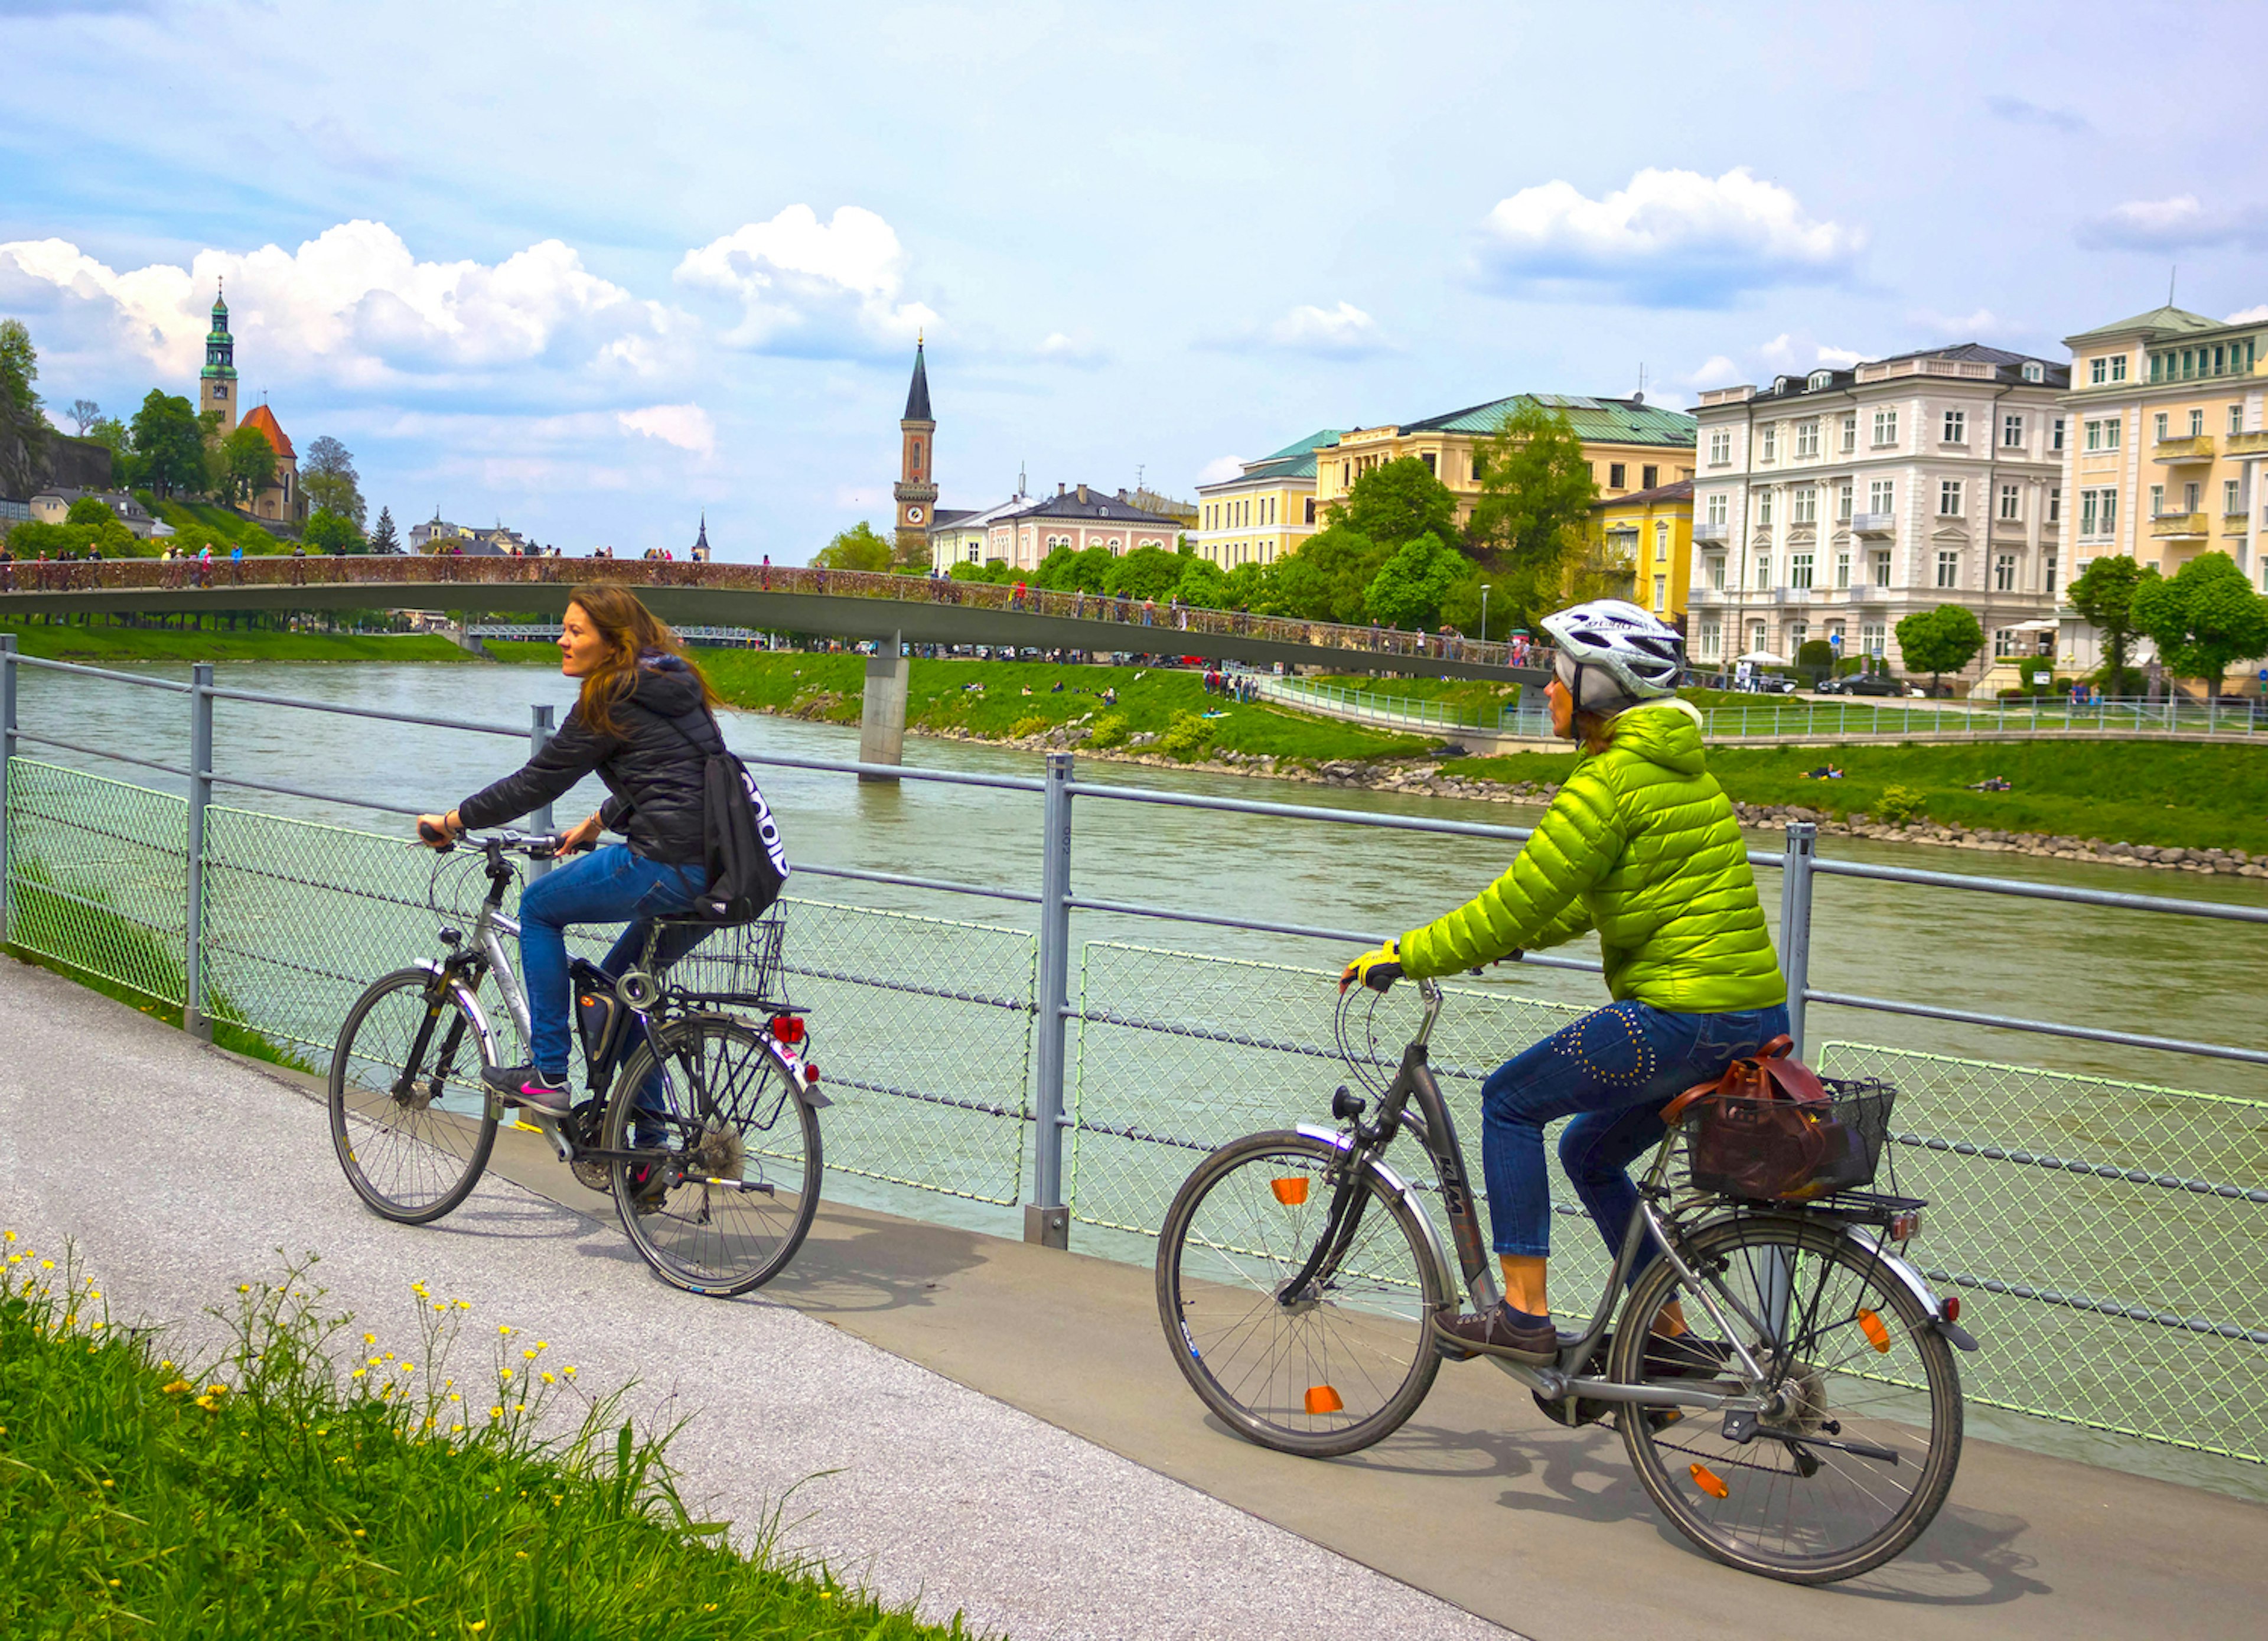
top-left (1857, 1308), bottom-right (1892, 1353)
top-left (1304, 1385), bottom-right (1344, 1415)
top-left (1269, 1177), bottom-right (1310, 1207)
top-left (1689, 1463), bottom-right (1729, 1500)
top-left (1941, 1295), bottom-right (1961, 1324)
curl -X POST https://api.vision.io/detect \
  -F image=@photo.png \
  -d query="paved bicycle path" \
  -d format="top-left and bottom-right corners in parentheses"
top-left (9, 959), bottom-right (2267, 1639)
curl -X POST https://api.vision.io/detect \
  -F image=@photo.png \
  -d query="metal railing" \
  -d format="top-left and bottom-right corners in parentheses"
top-left (5, 631), bottom-right (2267, 1467)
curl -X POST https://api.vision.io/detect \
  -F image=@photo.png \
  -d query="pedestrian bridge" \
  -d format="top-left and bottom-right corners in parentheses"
top-left (0, 553), bottom-right (1543, 686)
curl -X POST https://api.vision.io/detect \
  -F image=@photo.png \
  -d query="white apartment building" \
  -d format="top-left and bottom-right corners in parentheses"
top-left (1689, 344), bottom-right (2070, 686)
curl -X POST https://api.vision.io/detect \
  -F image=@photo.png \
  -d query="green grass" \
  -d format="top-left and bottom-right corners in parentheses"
top-left (1307, 673), bottom-right (1527, 711)
top-left (0, 617), bottom-right (472, 665)
top-left (489, 646), bottom-right (1431, 763)
top-left (150, 500), bottom-right (293, 555)
top-left (1461, 739), bottom-right (2268, 854)
top-left (0, 1250), bottom-right (979, 1640)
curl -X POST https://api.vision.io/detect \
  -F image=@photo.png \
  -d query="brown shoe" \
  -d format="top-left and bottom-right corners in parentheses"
top-left (1432, 1302), bottom-right (1557, 1365)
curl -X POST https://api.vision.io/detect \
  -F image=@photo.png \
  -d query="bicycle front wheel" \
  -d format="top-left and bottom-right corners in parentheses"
top-left (604, 1015), bottom-right (822, 1297)
top-left (327, 968), bottom-right (498, 1224)
top-left (1612, 1214), bottom-right (1963, 1583)
top-left (1156, 1131), bottom-right (1448, 1458)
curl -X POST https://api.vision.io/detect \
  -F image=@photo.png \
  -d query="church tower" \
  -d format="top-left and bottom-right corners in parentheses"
top-left (200, 281), bottom-right (239, 434)
top-left (892, 338), bottom-right (937, 559)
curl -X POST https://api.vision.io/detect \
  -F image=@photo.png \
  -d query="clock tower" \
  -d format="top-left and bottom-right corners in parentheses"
top-left (200, 280), bottom-right (239, 434)
top-left (892, 337), bottom-right (937, 559)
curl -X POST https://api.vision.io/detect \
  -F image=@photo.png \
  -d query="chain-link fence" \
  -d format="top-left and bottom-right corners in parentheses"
top-left (4, 759), bottom-right (190, 1009)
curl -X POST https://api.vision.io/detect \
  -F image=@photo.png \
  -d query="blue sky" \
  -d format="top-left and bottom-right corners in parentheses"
top-left (4, 0), bottom-right (2265, 561)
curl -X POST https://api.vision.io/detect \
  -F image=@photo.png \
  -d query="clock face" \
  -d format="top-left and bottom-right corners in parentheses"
top-left (906, 506), bottom-right (924, 523)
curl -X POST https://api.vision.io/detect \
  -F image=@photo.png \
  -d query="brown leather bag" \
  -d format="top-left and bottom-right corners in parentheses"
top-left (1663, 1035), bottom-right (1865, 1202)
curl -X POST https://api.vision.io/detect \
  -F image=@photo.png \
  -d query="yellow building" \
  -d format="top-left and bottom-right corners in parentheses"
top-left (1587, 477), bottom-right (1694, 625)
top-left (2059, 304), bottom-right (2267, 595)
top-left (1309, 392), bottom-right (1696, 526)
top-left (1192, 430), bottom-right (1341, 568)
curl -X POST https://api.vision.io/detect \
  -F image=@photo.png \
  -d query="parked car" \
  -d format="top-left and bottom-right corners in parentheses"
top-left (1819, 673), bottom-right (1905, 697)
top-left (1748, 673), bottom-right (1800, 695)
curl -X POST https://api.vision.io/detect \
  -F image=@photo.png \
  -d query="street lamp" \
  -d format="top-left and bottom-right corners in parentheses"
top-left (1480, 584), bottom-right (1491, 645)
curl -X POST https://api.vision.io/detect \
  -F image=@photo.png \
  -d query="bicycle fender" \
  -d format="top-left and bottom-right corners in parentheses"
top-left (413, 960), bottom-right (500, 1070)
top-left (1296, 1123), bottom-right (1456, 1305)
top-left (765, 1037), bottom-right (832, 1109)
top-left (1836, 1223), bottom-right (1980, 1354)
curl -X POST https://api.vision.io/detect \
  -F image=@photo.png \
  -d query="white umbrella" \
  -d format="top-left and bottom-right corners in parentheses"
top-left (1734, 649), bottom-right (1788, 666)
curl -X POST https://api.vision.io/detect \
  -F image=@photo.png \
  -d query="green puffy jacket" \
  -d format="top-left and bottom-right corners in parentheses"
top-left (1398, 701), bottom-right (1786, 1013)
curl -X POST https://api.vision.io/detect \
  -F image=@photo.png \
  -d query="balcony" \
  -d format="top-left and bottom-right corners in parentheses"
top-left (2225, 512), bottom-right (2250, 534)
top-left (1772, 586), bottom-right (1815, 605)
top-left (2150, 512), bottom-right (2209, 541)
top-left (2152, 435), bottom-right (2215, 464)
top-left (1687, 587), bottom-right (1730, 605)
top-left (2227, 429), bottom-right (2268, 457)
top-left (1693, 520), bottom-right (1731, 545)
top-left (1850, 511), bottom-right (1896, 537)
top-left (1850, 582), bottom-right (1895, 601)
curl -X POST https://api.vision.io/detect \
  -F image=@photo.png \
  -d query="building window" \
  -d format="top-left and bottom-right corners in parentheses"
top-left (1706, 491), bottom-right (1728, 526)
top-left (2227, 478), bottom-right (2243, 515)
top-left (2047, 486), bottom-right (2061, 523)
top-left (1304, 497), bottom-right (1316, 525)
top-left (2002, 413), bottom-right (2024, 448)
top-left (1994, 626), bottom-right (2020, 659)
top-left (1652, 575), bottom-right (1667, 612)
top-left (1707, 555), bottom-right (1726, 590)
top-left (1999, 484), bottom-right (2021, 521)
top-left (1755, 554), bottom-right (1773, 590)
top-left (967, 545), bottom-right (980, 563)
top-left (1609, 462), bottom-right (1627, 487)
top-left (2184, 481), bottom-right (2201, 513)
top-left (1751, 621), bottom-right (1768, 654)
top-left (1420, 452), bottom-right (1436, 476)
top-left (1834, 548), bottom-right (1851, 588)
top-left (1699, 620), bottom-right (1722, 659)
top-left (1795, 421), bottom-right (1819, 458)
top-left (2097, 489), bottom-right (2118, 533)
top-left (1654, 522), bottom-right (1669, 562)
top-left (1756, 490), bottom-right (1774, 526)
top-left (2090, 357), bottom-right (2108, 385)
top-left (1790, 550), bottom-right (1814, 589)
top-left (2085, 420), bottom-right (2103, 452)
top-left (2149, 483), bottom-right (2165, 517)
top-left (1872, 551), bottom-right (1891, 587)
top-left (2112, 354), bottom-right (2127, 382)
top-left (2231, 403), bottom-right (2247, 436)
top-left (1792, 486), bottom-right (1817, 525)
top-left (2022, 360), bottom-right (2045, 383)
top-left (1935, 550), bottom-right (1960, 589)
top-left (1943, 408), bottom-right (1966, 444)
top-left (2189, 408), bottom-right (2205, 438)
top-left (1872, 408), bottom-right (1898, 446)
top-left (1641, 464), bottom-right (1658, 488)
top-left (1995, 553), bottom-right (2016, 592)
top-left (1836, 481), bottom-right (1854, 523)
top-left (1808, 370), bottom-right (1833, 390)
top-left (1709, 429), bottom-right (1731, 464)
top-left (2052, 416), bottom-right (2065, 451)
top-left (2080, 490), bottom-right (2098, 535)
top-left (1840, 413), bottom-right (1858, 452)
top-left (1759, 428), bottom-right (1777, 462)
top-left (1789, 620), bottom-right (1809, 653)
top-left (1938, 480), bottom-right (1964, 516)
top-left (2044, 551), bottom-right (2058, 594)
top-left (1862, 621), bottom-right (1886, 657)
top-left (1869, 478), bottom-right (1894, 514)
top-left (2153, 412), bottom-right (2168, 442)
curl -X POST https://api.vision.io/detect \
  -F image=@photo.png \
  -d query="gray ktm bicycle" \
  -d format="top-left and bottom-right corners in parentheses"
top-left (1155, 976), bottom-right (1977, 1584)
top-left (327, 828), bottom-right (827, 1297)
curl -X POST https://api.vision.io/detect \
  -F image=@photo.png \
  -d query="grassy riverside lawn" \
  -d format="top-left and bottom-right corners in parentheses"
top-left (0, 617), bottom-right (472, 665)
top-left (0, 1246), bottom-right (978, 1640)
top-left (488, 643), bottom-right (1432, 764)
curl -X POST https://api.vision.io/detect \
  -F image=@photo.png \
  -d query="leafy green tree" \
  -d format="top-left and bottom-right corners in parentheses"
top-left (1104, 544), bottom-right (1184, 602)
top-left (367, 505), bottom-right (401, 554)
top-left (304, 507), bottom-right (362, 554)
top-left (949, 558), bottom-right (1011, 584)
top-left (1797, 638), bottom-right (1836, 683)
top-left (1223, 560), bottom-right (1272, 611)
top-left (221, 425), bottom-right (278, 504)
top-left (128, 390), bottom-right (208, 497)
top-left (1171, 556), bottom-right (1228, 609)
top-left (86, 415), bottom-right (132, 475)
top-left (1364, 532), bottom-right (1466, 630)
top-left (300, 435), bottom-right (366, 528)
top-left (2065, 553), bottom-right (2155, 695)
top-left (1032, 545), bottom-right (1079, 589)
top-left (1466, 401), bottom-right (1598, 624)
top-left (1894, 604), bottom-right (1984, 696)
top-left (2132, 549), bottom-right (2268, 692)
top-left (1436, 565), bottom-right (1490, 636)
top-left (66, 496), bottom-right (116, 526)
top-left (1271, 522), bottom-right (1389, 623)
top-left (812, 520), bottom-right (894, 572)
top-left (0, 318), bottom-right (45, 498)
top-left (1340, 455), bottom-right (1458, 549)
top-left (4, 520), bottom-right (80, 556)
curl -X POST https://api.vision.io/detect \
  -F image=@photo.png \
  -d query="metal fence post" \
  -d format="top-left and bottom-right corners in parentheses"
top-left (527, 703), bottom-right (556, 875)
top-left (184, 662), bottom-right (214, 1041)
top-left (1777, 819), bottom-right (1817, 1056)
top-left (0, 634), bottom-right (15, 944)
top-left (1026, 750), bottom-right (1074, 1249)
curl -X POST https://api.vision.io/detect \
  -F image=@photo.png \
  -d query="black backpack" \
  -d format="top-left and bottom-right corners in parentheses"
top-left (651, 705), bottom-right (790, 922)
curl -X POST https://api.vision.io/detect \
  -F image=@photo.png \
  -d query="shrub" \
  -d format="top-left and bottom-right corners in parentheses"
top-left (1873, 784), bottom-right (1927, 826)
top-left (1006, 714), bottom-right (1050, 739)
top-left (1156, 710), bottom-right (1217, 760)
top-left (1086, 712), bottom-right (1130, 749)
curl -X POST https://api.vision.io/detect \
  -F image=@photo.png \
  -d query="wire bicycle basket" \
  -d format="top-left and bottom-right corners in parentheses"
top-left (644, 913), bottom-right (790, 1011)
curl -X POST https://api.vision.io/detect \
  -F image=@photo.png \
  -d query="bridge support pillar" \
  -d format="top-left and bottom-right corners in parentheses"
top-left (858, 631), bottom-right (908, 779)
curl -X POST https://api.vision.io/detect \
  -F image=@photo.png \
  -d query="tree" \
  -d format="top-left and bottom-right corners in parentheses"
top-left (1270, 522), bottom-right (1389, 623)
top-left (1171, 555), bottom-right (1228, 609)
top-left (0, 318), bottom-right (45, 499)
top-left (1223, 560), bottom-right (1272, 611)
top-left (1894, 604), bottom-right (1984, 696)
top-left (367, 504), bottom-right (402, 553)
top-left (1797, 639), bottom-right (1836, 684)
top-left (2065, 554), bottom-right (2156, 696)
top-left (84, 415), bottom-right (131, 473)
top-left (300, 436), bottom-right (366, 528)
top-left (1364, 532), bottom-right (1467, 630)
top-left (1340, 455), bottom-right (1458, 549)
top-left (2132, 550), bottom-right (2268, 692)
top-left (1465, 401), bottom-right (1598, 624)
top-left (128, 390), bottom-right (208, 497)
top-left (812, 520), bottom-right (894, 572)
top-left (304, 508), bottom-right (361, 553)
top-left (66, 496), bottom-right (116, 526)
top-left (220, 425), bottom-right (278, 504)
top-left (1104, 544), bottom-right (1183, 602)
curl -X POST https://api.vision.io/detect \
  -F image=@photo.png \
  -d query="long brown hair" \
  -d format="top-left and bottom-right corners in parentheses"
top-left (566, 582), bottom-right (719, 735)
top-left (1573, 711), bottom-right (1618, 757)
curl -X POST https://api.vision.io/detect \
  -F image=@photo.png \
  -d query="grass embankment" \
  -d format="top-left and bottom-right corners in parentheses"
top-left (0, 617), bottom-right (471, 665)
top-left (490, 644), bottom-right (1430, 763)
top-left (1462, 740), bottom-right (2268, 855)
top-left (151, 500), bottom-right (294, 554)
top-left (1306, 673), bottom-right (1526, 712)
top-left (0, 1250), bottom-right (974, 1639)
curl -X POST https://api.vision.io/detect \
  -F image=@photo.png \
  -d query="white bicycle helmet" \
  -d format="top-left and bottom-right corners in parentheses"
top-left (1542, 598), bottom-right (1686, 712)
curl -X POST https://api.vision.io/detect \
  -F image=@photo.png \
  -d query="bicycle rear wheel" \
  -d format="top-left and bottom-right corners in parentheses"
top-left (1156, 1131), bottom-right (1447, 1458)
top-left (327, 968), bottom-right (498, 1224)
top-left (604, 1015), bottom-right (822, 1297)
top-left (1612, 1214), bottom-right (1963, 1583)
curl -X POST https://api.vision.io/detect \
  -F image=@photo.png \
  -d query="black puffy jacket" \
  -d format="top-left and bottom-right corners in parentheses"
top-left (457, 655), bottom-right (711, 865)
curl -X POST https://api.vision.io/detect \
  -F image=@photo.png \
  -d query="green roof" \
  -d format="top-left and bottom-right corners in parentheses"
top-left (2065, 305), bottom-right (2225, 345)
top-left (1392, 393), bottom-right (1695, 448)
top-left (1259, 428), bottom-right (1347, 463)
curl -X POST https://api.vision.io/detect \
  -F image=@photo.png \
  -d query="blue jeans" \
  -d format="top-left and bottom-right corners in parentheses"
top-left (1480, 999), bottom-right (1791, 1281)
top-left (516, 845), bottom-right (703, 1077)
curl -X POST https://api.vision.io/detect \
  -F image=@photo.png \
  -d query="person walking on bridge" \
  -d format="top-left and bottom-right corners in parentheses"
top-left (416, 583), bottom-right (726, 1120)
top-left (1340, 600), bottom-right (1788, 1366)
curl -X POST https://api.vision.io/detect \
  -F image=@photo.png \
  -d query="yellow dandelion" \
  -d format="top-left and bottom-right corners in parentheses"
top-left (235, 1282), bottom-right (247, 1292)
top-left (540, 1371), bottom-right (555, 1385)
top-left (499, 1368), bottom-right (513, 1381)
top-left (516, 1550), bottom-right (530, 1559)
top-left (522, 1348), bottom-right (537, 1360)
top-left (535, 1340), bottom-right (549, 1351)
top-left (400, 1362), bottom-right (417, 1373)
top-left (489, 1406), bottom-right (503, 1419)
top-left (367, 1356), bottom-right (382, 1366)
top-left (563, 1366), bottom-right (577, 1379)
top-left (206, 1384), bottom-right (228, 1396)
top-left (457, 1300), bottom-right (471, 1310)
top-left (363, 1333), bottom-right (376, 1345)
top-left (350, 1369), bottom-right (366, 1379)
top-left (498, 1324), bottom-right (514, 1337)
top-left (161, 1379), bottom-right (191, 1395)
top-left (41, 1260), bottom-right (53, 1270)
top-left (2, 1230), bottom-right (12, 1241)
top-left (434, 1302), bottom-right (447, 1312)
top-left (88, 1288), bottom-right (100, 1299)
top-left (451, 1424), bottom-right (464, 1433)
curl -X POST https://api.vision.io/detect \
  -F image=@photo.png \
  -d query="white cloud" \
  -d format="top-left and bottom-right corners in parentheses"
top-left (1037, 329), bottom-right (1106, 367)
top-left (0, 222), bottom-right (676, 391)
top-left (674, 204), bottom-right (936, 357)
top-left (1197, 454), bottom-right (1246, 484)
top-left (2227, 305), bottom-right (2268, 324)
top-left (1265, 301), bottom-right (1386, 356)
top-left (1814, 344), bottom-right (1865, 367)
top-left (1681, 334), bottom-right (1868, 395)
top-left (2077, 196), bottom-right (2268, 252)
top-left (617, 403), bottom-right (715, 459)
top-left (1474, 167), bottom-right (1863, 305)
top-left (1679, 355), bottom-right (1742, 390)
top-left (1910, 307), bottom-right (2006, 338)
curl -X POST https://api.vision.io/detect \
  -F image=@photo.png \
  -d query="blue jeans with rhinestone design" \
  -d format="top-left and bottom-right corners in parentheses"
top-left (1479, 999), bottom-right (1790, 1277)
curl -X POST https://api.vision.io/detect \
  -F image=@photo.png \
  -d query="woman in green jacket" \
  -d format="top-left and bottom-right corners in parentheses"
top-left (1341, 600), bottom-right (1788, 1365)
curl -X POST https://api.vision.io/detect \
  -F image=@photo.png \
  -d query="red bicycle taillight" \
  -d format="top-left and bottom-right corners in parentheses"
top-left (1941, 1295), bottom-right (1961, 1324)
top-left (770, 1014), bottom-right (805, 1045)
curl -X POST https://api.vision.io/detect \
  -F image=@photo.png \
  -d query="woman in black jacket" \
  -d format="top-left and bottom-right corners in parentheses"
top-left (417, 583), bottom-right (720, 1117)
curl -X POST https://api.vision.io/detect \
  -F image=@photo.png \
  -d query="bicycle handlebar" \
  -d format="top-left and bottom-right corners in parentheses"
top-left (416, 822), bottom-right (568, 859)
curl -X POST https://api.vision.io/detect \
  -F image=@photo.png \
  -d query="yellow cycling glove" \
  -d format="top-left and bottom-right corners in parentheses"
top-left (1340, 938), bottom-right (1403, 995)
